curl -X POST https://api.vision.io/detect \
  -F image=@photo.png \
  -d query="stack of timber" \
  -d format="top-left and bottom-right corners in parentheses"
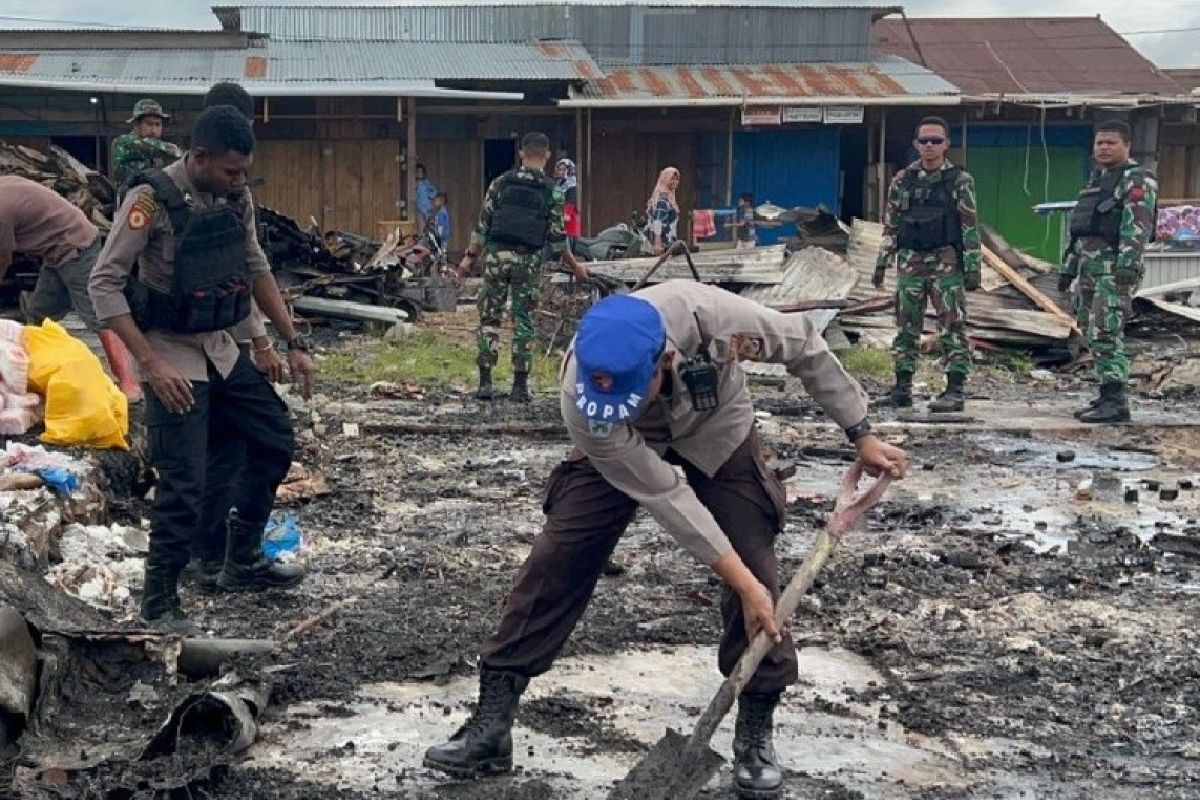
top-left (0, 142), bottom-right (115, 231)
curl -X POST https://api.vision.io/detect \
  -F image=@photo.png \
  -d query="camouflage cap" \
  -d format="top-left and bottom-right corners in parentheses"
top-left (126, 99), bottom-right (170, 124)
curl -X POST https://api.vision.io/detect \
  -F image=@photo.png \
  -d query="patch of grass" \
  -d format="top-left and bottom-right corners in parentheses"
top-left (836, 347), bottom-right (894, 380)
top-left (318, 329), bottom-right (562, 389)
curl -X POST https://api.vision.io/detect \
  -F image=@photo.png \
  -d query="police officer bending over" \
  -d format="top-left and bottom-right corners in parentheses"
top-left (424, 281), bottom-right (907, 799)
top-left (458, 132), bottom-right (588, 402)
top-left (89, 106), bottom-right (317, 632)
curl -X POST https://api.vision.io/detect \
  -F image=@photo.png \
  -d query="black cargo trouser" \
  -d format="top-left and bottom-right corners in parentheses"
top-left (144, 353), bottom-right (294, 571)
top-left (191, 344), bottom-right (253, 564)
top-left (481, 430), bottom-right (798, 695)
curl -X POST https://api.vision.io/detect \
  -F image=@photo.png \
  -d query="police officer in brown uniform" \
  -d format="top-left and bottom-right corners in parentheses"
top-left (424, 281), bottom-right (907, 799)
top-left (89, 106), bottom-right (316, 631)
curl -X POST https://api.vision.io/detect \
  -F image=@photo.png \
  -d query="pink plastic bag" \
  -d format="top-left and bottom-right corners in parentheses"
top-left (0, 341), bottom-right (29, 395)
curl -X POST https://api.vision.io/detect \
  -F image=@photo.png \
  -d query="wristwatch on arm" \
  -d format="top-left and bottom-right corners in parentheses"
top-left (286, 334), bottom-right (312, 353)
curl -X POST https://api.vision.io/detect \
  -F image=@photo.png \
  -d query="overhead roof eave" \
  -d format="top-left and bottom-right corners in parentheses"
top-left (963, 93), bottom-right (1195, 107)
top-left (557, 94), bottom-right (961, 108)
top-left (0, 76), bottom-right (523, 101)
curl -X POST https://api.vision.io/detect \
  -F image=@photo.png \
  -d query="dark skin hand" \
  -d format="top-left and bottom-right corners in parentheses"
top-left (106, 314), bottom-right (194, 413)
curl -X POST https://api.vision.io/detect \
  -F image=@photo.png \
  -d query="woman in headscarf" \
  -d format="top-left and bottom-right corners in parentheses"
top-left (555, 158), bottom-right (581, 244)
top-left (646, 166), bottom-right (681, 254)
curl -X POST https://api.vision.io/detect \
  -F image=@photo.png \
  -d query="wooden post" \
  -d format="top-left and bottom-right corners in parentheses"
top-left (585, 107), bottom-right (593, 236)
top-left (878, 105), bottom-right (888, 221)
top-left (575, 106), bottom-right (584, 234)
top-left (726, 107), bottom-right (735, 207)
top-left (406, 96), bottom-right (417, 224)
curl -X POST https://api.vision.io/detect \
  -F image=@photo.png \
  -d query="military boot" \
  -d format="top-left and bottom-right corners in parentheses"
top-left (1072, 395), bottom-right (1102, 420)
top-left (1078, 382), bottom-right (1131, 424)
top-left (889, 372), bottom-right (913, 408)
top-left (510, 371), bottom-right (532, 403)
top-left (476, 366), bottom-right (494, 401)
top-left (733, 692), bottom-right (783, 799)
top-left (928, 373), bottom-right (966, 413)
top-left (217, 513), bottom-right (305, 591)
top-left (423, 668), bottom-right (529, 778)
top-left (140, 564), bottom-right (198, 635)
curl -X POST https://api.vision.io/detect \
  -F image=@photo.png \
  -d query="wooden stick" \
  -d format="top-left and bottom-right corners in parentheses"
top-left (980, 245), bottom-right (1080, 334)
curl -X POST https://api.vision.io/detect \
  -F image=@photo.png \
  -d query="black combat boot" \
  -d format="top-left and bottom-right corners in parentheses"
top-left (217, 513), bottom-right (305, 591)
top-left (140, 564), bottom-right (198, 635)
top-left (1078, 382), bottom-right (1131, 424)
top-left (510, 371), bottom-right (532, 403)
top-left (889, 372), bottom-right (913, 408)
top-left (1072, 395), bottom-right (1101, 420)
top-left (733, 692), bottom-right (783, 799)
top-left (476, 366), bottom-right (494, 401)
top-left (196, 558), bottom-right (224, 590)
top-left (928, 372), bottom-right (966, 413)
top-left (423, 668), bottom-right (529, 778)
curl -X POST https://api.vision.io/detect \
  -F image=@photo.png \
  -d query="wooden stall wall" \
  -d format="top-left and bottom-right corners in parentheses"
top-left (416, 139), bottom-right (483, 255)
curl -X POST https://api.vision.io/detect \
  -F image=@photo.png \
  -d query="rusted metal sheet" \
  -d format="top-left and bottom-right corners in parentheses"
top-left (0, 54), bottom-right (36, 73)
top-left (872, 17), bottom-right (1185, 98)
top-left (578, 55), bottom-right (954, 101)
top-left (243, 55), bottom-right (267, 79)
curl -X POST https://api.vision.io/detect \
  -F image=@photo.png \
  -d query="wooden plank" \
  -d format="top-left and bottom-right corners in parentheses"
top-left (420, 139), bottom-right (481, 255)
top-left (590, 131), bottom-right (698, 240)
top-left (980, 244), bottom-right (1078, 332)
top-left (253, 140), bottom-right (322, 226)
top-left (360, 140), bottom-right (401, 239)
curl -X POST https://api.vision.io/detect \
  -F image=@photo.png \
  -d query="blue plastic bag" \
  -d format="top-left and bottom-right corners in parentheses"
top-left (21, 466), bottom-right (80, 496)
top-left (263, 513), bottom-right (302, 559)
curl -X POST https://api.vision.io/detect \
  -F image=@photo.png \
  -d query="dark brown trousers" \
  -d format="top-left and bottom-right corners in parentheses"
top-left (481, 431), bottom-right (799, 695)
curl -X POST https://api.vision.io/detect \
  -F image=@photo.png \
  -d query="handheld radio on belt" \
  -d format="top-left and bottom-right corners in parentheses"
top-left (678, 311), bottom-right (719, 411)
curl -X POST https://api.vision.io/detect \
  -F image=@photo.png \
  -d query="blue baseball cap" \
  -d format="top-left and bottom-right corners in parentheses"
top-left (573, 295), bottom-right (666, 424)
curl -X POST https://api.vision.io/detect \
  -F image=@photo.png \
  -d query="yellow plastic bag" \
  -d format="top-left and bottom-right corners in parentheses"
top-left (23, 320), bottom-right (129, 450)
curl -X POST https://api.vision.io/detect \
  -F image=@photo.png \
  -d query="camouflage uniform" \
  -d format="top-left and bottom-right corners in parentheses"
top-left (472, 166), bottom-right (567, 372)
top-left (1062, 160), bottom-right (1157, 386)
top-left (111, 133), bottom-right (183, 188)
top-left (876, 160), bottom-right (982, 378)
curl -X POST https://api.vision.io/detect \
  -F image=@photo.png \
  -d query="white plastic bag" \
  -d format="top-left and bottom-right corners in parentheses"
top-left (0, 341), bottom-right (29, 395)
top-left (0, 320), bottom-right (22, 345)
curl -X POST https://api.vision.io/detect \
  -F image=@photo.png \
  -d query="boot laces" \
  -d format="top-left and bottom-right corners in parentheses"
top-left (740, 700), bottom-right (774, 751)
top-left (459, 673), bottom-right (515, 735)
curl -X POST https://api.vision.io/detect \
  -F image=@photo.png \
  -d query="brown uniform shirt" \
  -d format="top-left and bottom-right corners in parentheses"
top-left (88, 157), bottom-right (272, 381)
top-left (0, 176), bottom-right (97, 274)
top-left (560, 281), bottom-right (869, 566)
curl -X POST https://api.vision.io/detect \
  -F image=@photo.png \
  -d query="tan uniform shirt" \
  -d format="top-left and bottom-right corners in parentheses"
top-left (559, 280), bottom-right (869, 566)
top-left (0, 176), bottom-right (97, 274)
top-left (88, 157), bottom-right (272, 382)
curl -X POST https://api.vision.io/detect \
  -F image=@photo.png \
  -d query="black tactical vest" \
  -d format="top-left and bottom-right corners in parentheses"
top-left (896, 167), bottom-right (963, 252)
top-left (125, 169), bottom-right (252, 334)
top-left (1069, 167), bottom-right (1126, 247)
top-left (488, 170), bottom-right (553, 251)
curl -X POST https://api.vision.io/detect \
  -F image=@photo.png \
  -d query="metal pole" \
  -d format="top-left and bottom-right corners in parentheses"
top-left (586, 107), bottom-right (593, 235)
top-left (961, 108), bottom-right (969, 166)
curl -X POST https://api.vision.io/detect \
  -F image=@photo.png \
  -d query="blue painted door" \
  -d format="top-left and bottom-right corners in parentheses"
top-left (734, 129), bottom-right (841, 245)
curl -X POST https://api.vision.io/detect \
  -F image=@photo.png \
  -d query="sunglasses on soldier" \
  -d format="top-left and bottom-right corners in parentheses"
top-left (916, 136), bottom-right (946, 146)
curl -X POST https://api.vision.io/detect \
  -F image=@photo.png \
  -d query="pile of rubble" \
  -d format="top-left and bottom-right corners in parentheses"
top-left (0, 142), bottom-right (114, 231)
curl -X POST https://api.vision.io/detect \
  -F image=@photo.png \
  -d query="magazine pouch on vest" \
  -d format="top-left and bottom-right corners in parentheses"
top-left (897, 167), bottom-right (963, 252)
top-left (1069, 167), bottom-right (1126, 247)
top-left (125, 169), bottom-right (252, 334)
top-left (489, 171), bottom-right (553, 251)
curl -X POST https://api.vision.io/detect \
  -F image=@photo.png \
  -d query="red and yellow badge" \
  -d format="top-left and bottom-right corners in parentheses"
top-left (126, 193), bottom-right (157, 231)
top-left (1129, 186), bottom-right (1146, 202)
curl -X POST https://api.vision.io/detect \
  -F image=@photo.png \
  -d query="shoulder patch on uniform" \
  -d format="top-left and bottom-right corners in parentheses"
top-left (587, 420), bottom-right (614, 437)
top-left (1129, 186), bottom-right (1146, 202)
top-left (133, 192), bottom-right (158, 216)
top-left (126, 206), bottom-right (151, 230)
top-left (730, 333), bottom-right (767, 361)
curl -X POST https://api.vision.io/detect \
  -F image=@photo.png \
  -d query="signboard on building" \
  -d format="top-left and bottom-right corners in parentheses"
top-left (782, 106), bottom-right (822, 123)
top-left (742, 106), bottom-right (782, 126)
top-left (823, 105), bottom-right (865, 124)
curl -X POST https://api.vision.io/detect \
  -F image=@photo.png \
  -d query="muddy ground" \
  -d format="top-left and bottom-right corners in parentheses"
top-left (8, 342), bottom-right (1200, 798)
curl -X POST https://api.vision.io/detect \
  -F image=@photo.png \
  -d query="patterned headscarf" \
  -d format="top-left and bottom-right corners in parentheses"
top-left (556, 158), bottom-right (577, 192)
top-left (646, 167), bottom-right (680, 213)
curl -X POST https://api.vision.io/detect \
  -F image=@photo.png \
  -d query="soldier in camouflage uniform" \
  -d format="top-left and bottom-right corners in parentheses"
top-left (874, 116), bottom-right (982, 413)
top-left (111, 99), bottom-right (183, 191)
top-left (458, 133), bottom-right (589, 402)
top-left (1058, 120), bottom-right (1157, 423)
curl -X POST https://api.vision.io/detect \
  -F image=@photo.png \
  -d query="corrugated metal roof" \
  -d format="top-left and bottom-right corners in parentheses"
top-left (217, 4), bottom-right (882, 64)
top-left (569, 55), bottom-right (957, 104)
top-left (0, 38), bottom-right (599, 91)
top-left (1165, 69), bottom-right (1200, 94)
top-left (872, 17), bottom-right (1185, 98)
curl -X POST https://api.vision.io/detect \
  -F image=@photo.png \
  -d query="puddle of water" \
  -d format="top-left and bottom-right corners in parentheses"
top-left (977, 434), bottom-right (1162, 471)
top-left (247, 646), bottom-right (965, 799)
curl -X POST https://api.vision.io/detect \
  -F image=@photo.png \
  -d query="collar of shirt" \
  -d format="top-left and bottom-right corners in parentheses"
top-left (164, 155), bottom-right (238, 209)
top-left (911, 159), bottom-right (956, 179)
